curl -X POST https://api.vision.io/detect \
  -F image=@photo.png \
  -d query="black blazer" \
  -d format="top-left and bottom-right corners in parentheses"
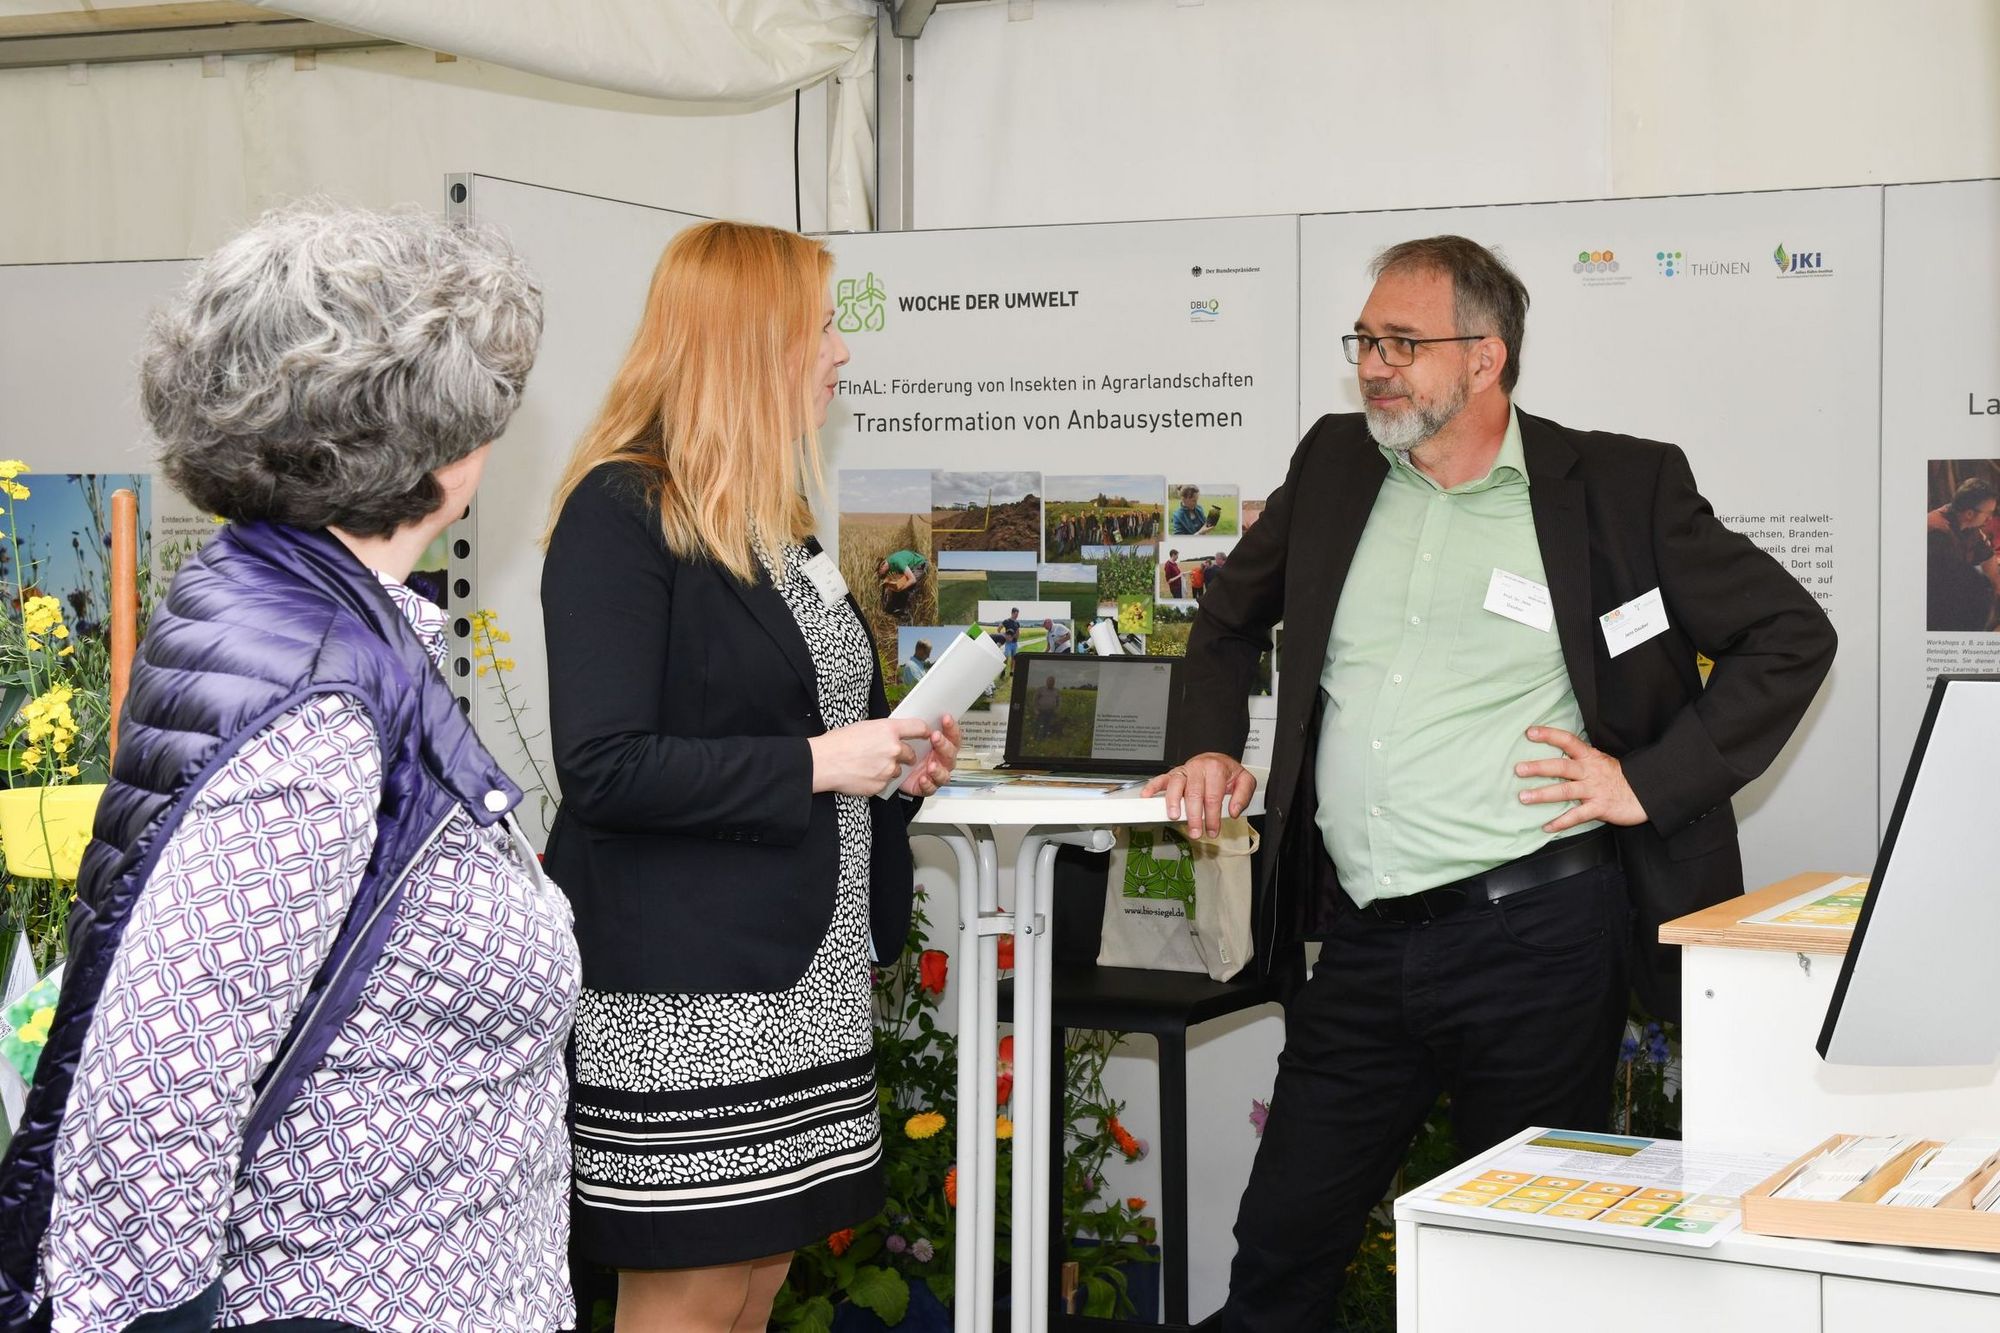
top-left (1174, 410), bottom-right (1837, 1017)
top-left (540, 462), bottom-right (918, 994)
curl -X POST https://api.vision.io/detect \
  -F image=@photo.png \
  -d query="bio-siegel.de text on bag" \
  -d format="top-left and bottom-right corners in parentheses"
top-left (1096, 816), bottom-right (1257, 981)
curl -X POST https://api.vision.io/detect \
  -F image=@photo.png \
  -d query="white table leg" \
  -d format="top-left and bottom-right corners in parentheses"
top-left (919, 828), bottom-right (1007, 1333)
top-left (1020, 828), bottom-right (1115, 1332)
top-left (1010, 834), bottom-right (1050, 1332)
top-left (1029, 840), bottom-right (1060, 1326)
top-left (975, 835), bottom-right (1001, 1329)
top-left (923, 822), bottom-right (1109, 1333)
top-left (929, 832), bottom-right (981, 1333)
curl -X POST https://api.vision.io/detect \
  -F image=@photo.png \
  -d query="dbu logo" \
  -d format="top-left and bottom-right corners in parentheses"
top-left (1189, 298), bottom-right (1219, 323)
top-left (1773, 244), bottom-right (1823, 274)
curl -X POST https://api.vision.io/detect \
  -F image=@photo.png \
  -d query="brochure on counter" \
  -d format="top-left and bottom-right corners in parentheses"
top-left (1741, 875), bottom-right (1869, 929)
top-left (1405, 1128), bottom-right (1797, 1248)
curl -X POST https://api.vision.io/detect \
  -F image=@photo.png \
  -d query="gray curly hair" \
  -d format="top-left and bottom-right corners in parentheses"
top-left (142, 201), bottom-right (544, 537)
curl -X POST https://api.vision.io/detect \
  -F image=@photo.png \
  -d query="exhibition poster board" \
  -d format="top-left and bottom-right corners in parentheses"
top-left (1878, 179), bottom-right (2000, 821)
top-left (819, 217), bottom-right (1300, 757)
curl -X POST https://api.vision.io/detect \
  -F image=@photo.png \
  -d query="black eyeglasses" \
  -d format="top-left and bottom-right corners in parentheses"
top-left (1341, 333), bottom-right (1488, 367)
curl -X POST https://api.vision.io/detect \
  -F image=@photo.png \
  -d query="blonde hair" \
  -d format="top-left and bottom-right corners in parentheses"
top-left (545, 220), bottom-right (833, 582)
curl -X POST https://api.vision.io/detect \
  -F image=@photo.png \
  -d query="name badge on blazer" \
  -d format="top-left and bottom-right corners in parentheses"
top-left (1600, 587), bottom-right (1670, 657)
top-left (801, 550), bottom-right (850, 606)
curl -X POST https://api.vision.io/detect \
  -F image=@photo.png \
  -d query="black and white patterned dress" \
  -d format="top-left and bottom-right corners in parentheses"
top-left (569, 539), bottom-right (883, 1267)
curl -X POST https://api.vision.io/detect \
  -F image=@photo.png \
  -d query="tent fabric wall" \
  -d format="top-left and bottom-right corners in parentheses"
top-left (7, 1), bottom-right (2000, 261)
top-left (260, 0), bottom-right (879, 229)
top-left (0, 46), bottom-right (827, 263)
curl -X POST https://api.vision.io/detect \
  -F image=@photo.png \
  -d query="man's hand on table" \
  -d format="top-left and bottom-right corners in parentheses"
top-left (1142, 752), bottom-right (1258, 839)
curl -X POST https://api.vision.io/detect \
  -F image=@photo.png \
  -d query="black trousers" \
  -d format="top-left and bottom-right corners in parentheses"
top-left (1216, 861), bottom-right (1630, 1332)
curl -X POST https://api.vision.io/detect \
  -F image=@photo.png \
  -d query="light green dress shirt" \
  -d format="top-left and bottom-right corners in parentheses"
top-left (1315, 408), bottom-right (1598, 907)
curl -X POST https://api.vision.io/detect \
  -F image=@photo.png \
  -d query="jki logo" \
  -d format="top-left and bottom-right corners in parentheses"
top-left (836, 272), bottom-right (886, 333)
top-left (1774, 245), bottom-right (1823, 274)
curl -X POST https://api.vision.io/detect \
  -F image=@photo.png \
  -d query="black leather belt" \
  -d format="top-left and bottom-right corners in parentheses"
top-left (1364, 827), bottom-right (1617, 925)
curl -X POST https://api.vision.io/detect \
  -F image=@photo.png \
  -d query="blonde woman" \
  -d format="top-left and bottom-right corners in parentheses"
top-left (540, 221), bottom-right (961, 1332)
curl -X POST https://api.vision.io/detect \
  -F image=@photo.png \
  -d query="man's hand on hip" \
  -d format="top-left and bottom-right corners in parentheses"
top-left (1142, 752), bottom-right (1257, 839)
top-left (1515, 725), bottom-right (1649, 832)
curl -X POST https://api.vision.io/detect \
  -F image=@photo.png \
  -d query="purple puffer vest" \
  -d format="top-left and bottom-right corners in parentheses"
top-left (0, 521), bottom-right (522, 1329)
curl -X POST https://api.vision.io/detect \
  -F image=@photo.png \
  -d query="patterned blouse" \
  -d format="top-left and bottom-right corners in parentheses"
top-left (40, 577), bottom-right (581, 1333)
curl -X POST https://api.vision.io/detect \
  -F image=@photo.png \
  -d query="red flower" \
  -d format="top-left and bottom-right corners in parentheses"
top-left (918, 949), bottom-right (949, 996)
top-left (828, 1228), bottom-right (855, 1256)
top-left (997, 1034), bottom-right (1014, 1106)
top-left (945, 1165), bottom-right (958, 1208)
top-left (997, 934), bottom-right (1015, 970)
top-left (1107, 1114), bottom-right (1142, 1160)
top-left (1127, 1197), bottom-right (1147, 1212)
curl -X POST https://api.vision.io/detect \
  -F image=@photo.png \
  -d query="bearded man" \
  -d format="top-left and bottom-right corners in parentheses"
top-left (1147, 235), bottom-right (1836, 1331)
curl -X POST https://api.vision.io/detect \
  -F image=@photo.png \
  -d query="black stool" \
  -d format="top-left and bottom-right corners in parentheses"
top-left (997, 845), bottom-right (1283, 1329)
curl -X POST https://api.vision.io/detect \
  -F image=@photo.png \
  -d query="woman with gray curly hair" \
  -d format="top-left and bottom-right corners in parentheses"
top-left (0, 203), bottom-right (579, 1333)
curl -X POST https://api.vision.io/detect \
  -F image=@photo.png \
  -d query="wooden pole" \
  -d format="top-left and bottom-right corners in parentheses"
top-left (108, 489), bottom-right (140, 767)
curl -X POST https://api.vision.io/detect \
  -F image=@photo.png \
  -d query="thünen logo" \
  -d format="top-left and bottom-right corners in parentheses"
top-left (1657, 249), bottom-right (1683, 277)
top-left (836, 272), bottom-right (887, 333)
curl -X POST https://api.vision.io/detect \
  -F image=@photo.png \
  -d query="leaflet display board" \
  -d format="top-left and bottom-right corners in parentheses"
top-left (819, 218), bottom-right (1300, 755)
top-left (1299, 191), bottom-right (1884, 890)
top-left (1877, 179), bottom-right (2000, 821)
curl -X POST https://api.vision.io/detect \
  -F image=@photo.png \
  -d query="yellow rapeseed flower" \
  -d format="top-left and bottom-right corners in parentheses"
top-left (21, 595), bottom-right (64, 638)
top-left (0, 460), bottom-right (28, 481)
top-left (905, 1111), bottom-right (947, 1141)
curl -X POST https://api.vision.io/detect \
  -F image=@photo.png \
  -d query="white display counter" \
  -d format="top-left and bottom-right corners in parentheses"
top-left (1393, 1197), bottom-right (2000, 1332)
top-left (1662, 872), bottom-right (2000, 1153)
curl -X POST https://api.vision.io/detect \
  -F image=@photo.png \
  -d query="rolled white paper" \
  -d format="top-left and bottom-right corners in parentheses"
top-left (876, 627), bottom-right (1008, 798)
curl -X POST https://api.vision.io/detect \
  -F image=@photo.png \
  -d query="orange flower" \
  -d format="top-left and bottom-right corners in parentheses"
top-left (1127, 1197), bottom-right (1147, 1212)
top-left (997, 1034), bottom-right (1015, 1106)
top-left (828, 1228), bottom-right (855, 1256)
top-left (997, 934), bottom-right (1015, 969)
top-left (945, 1165), bottom-right (958, 1208)
top-left (919, 949), bottom-right (949, 996)
top-left (1107, 1114), bottom-right (1141, 1160)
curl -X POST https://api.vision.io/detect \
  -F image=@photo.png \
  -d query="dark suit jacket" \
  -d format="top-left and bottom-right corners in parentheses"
top-left (541, 461), bottom-right (918, 994)
top-left (1174, 410), bottom-right (1837, 1017)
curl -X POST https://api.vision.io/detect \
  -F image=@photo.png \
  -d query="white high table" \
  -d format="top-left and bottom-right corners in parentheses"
top-left (907, 791), bottom-right (1173, 1333)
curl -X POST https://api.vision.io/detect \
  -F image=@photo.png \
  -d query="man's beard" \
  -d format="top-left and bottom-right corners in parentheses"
top-left (1362, 375), bottom-right (1467, 450)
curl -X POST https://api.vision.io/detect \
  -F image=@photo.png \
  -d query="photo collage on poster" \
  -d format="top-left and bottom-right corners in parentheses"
top-left (841, 468), bottom-right (1277, 715)
top-left (1924, 458), bottom-right (2000, 635)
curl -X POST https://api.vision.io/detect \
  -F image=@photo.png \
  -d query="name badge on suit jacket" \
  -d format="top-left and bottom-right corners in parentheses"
top-left (801, 551), bottom-right (850, 606)
top-left (1600, 587), bottom-right (1671, 658)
